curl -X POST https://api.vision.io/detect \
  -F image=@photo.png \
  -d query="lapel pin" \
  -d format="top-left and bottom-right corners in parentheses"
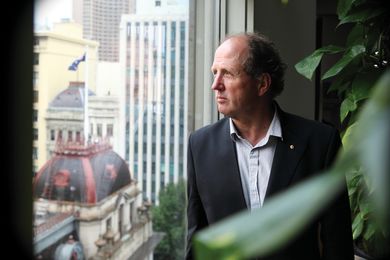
top-left (289, 144), bottom-right (294, 150)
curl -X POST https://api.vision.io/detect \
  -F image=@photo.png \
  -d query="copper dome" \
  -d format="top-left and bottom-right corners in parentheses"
top-left (33, 143), bottom-right (131, 203)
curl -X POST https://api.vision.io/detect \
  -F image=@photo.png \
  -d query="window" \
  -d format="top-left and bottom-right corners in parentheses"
top-left (106, 217), bottom-right (112, 230)
top-left (68, 131), bottom-right (73, 142)
top-left (33, 128), bottom-right (38, 141)
top-left (33, 147), bottom-right (38, 160)
top-left (119, 204), bottom-right (124, 237)
top-left (129, 201), bottom-right (133, 223)
top-left (33, 53), bottom-right (39, 65)
top-left (33, 109), bottom-right (38, 122)
top-left (97, 124), bottom-right (102, 137)
top-left (33, 90), bottom-right (38, 103)
top-left (107, 124), bottom-right (113, 137)
top-left (34, 0), bottom-right (191, 258)
top-left (50, 129), bottom-right (55, 141)
top-left (33, 71), bottom-right (38, 86)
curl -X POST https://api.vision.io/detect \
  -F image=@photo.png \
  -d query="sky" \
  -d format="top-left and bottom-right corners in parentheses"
top-left (34, 0), bottom-right (72, 29)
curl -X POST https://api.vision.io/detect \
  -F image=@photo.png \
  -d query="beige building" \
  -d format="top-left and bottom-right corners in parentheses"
top-left (34, 21), bottom-right (98, 172)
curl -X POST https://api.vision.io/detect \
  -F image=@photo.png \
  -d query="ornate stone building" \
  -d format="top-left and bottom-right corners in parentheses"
top-left (33, 142), bottom-right (162, 259)
top-left (46, 81), bottom-right (121, 159)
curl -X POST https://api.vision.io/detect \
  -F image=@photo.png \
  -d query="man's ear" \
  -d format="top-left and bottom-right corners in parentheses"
top-left (257, 73), bottom-right (271, 97)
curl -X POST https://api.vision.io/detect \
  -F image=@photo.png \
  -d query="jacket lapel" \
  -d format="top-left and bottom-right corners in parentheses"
top-left (265, 107), bottom-right (307, 200)
top-left (219, 118), bottom-right (247, 210)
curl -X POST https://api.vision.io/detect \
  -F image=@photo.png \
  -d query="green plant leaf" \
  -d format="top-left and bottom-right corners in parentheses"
top-left (338, 72), bottom-right (376, 123)
top-left (350, 71), bottom-right (390, 236)
top-left (194, 172), bottom-right (344, 260)
top-left (350, 77), bottom-right (371, 103)
top-left (363, 221), bottom-right (377, 241)
top-left (322, 45), bottom-right (365, 80)
top-left (352, 212), bottom-right (364, 239)
top-left (338, 8), bottom-right (386, 26)
top-left (294, 45), bottom-right (344, 80)
top-left (341, 122), bottom-right (358, 149)
top-left (340, 96), bottom-right (357, 122)
top-left (327, 76), bottom-right (350, 95)
top-left (346, 24), bottom-right (365, 46)
top-left (359, 200), bottom-right (372, 218)
top-left (337, 0), bottom-right (357, 20)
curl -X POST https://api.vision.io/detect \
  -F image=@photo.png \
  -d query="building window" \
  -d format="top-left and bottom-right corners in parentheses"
top-left (106, 217), bottom-right (112, 230)
top-left (76, 131), bottom-right (81, 143)
top-left (33, 90), bottom-right (38, 103)
top-left (33, 109), bottom-right (38, 122)
top-left (155, 0), bottom-right (161, 7)
top-left (33, 53), bottom-right (39, 65)
top-left (57, 130), bottom-right (63, 141)
top-left (33, 71), bottom-right (38, 86)
top-left (119, 204), bottom-right (124, 237)
top-left (68, 131), bottom-right (73, 142)
top-left (33, 147), bottom-right (38, 160)
top-left (50, 129), bottom-right (55, 141)
top-left (107, 124), bottom-right (113, 137)
top-left (33, 128), bottom-right (38, 141)
top-left (97, 123), bottom-right (102, 137)
top-left (129, 201), bottom-right (134, 225)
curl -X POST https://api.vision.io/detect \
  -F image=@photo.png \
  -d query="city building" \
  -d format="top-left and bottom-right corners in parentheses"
top-left (72, 0), bottom-right (137, 62)
top-left (33, 142), bottom-right (162, 259)
top-left (118, 6), bottom-right (189, 204)
top-left (46, 81), bottom-right (121, 158)
top-left (34, 21), bottom-right (98, 172)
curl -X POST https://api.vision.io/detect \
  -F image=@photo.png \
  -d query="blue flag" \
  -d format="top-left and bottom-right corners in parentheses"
top-left (68, 53), bottom-right (86, 71)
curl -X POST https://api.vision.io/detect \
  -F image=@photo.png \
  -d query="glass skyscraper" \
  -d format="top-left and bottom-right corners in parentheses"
top-left (120, 13), bottom-right (188, 204)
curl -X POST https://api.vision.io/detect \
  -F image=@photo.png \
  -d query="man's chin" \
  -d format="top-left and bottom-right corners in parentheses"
top-left (217, 109), bottom-right (229, 117)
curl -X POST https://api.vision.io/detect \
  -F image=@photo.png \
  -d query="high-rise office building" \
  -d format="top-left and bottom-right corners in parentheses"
top-left (119, 2), bottom-right (189, 204)
top-left (73, 0), bottom-right (136, 62)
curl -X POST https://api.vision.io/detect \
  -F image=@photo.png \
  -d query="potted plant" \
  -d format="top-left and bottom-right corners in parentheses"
top-left (294, 0), bottom-right (389, 258)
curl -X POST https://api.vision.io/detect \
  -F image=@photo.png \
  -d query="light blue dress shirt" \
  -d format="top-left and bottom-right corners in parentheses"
top-left (229, 111), bottom-right (282, 210)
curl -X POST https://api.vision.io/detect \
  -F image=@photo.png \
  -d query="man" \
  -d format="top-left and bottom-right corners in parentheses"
top-left (186, 32), bottom-right (354, 259)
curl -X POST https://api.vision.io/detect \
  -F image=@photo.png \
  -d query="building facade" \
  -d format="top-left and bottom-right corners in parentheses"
top-left (73, 0), bottom-right (137, 62)
top-left (33, 143), bottom-right (161, 259)
top-left (119, 11), bottom-right (189, 204)
top-left (34, 22), bottom-right (98, 172)
top-left (46, 81), bottom-right (121, 158)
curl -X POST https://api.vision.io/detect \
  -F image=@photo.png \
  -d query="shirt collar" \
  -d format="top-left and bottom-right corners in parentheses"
top-left (229, 108), bottom-right (283, 143)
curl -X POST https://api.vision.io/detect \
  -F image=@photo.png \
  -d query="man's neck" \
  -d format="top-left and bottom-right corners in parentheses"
top-left (232, 102), bottom-right (275, 146)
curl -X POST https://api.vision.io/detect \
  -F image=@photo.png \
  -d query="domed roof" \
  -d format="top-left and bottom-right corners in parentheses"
top-left (50, 82), bottom-right (95, 108)
top-left (33, 143), bottom-right (131, 203)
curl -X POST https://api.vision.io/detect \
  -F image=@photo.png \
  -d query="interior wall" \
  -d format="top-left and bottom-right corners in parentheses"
top-left (253, 0), bottom-right (317, 119)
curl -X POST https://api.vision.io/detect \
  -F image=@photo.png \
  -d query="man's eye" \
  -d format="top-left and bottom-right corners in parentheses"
top-left (224, 72), bottom-right (233, 78)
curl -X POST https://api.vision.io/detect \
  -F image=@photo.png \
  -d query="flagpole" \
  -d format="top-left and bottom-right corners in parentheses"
top-left (84, 46), bottom-right (89, 146)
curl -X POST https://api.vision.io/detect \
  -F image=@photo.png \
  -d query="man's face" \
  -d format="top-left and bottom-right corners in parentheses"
top-left (211, 37), bottom-right (260, 119)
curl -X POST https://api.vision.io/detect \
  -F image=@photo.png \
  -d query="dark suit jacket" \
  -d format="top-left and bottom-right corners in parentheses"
top-left (186, 106), bottom-right (354, 260)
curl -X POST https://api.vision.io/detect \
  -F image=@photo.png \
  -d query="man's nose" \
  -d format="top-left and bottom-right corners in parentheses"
top-left (211, 73), bottom-right (224, 91)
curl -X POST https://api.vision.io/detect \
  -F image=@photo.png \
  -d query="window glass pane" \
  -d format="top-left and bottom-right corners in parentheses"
top-left (33, 1), bottom-right (189, 259)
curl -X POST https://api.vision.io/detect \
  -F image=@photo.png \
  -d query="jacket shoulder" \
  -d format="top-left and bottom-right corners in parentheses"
top-left (281, 111), bottom-right (338, 137)
top-left (190, 117), bottom-right (229, 140)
